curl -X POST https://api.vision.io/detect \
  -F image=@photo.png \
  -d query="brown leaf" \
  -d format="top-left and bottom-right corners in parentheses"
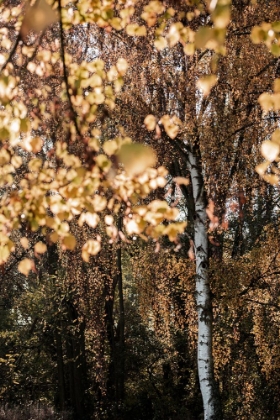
top-left (21, 0), bottom-right (58, 39)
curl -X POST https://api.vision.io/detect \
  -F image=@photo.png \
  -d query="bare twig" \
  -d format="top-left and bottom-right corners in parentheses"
top-left (0, 32), bottom-right (21, 73)
top-left (58, 0), bottom-right (82, 138)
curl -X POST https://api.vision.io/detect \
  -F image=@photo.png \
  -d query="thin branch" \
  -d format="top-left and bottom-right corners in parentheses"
top-left (57, 0), bottom-right (82, 138)
top-left (244, 298), bottom-right (280, 311)
top-left (0, 32), bottom-right (21, 73)
top-left (250, 58), bottom-right (278, 81)
top-left (228, 122), bottom-right (254, 138)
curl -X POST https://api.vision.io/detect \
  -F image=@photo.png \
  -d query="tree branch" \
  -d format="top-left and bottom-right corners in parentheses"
top-left (58, 0), bottom-right (82, 138)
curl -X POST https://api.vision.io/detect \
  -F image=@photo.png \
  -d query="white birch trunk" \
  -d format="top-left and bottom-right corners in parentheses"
top-left (188, 148), bottom-right (218, 420)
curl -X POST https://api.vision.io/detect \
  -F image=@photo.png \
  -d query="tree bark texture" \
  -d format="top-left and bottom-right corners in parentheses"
top-left (188, 147), bottom-right (221, 420)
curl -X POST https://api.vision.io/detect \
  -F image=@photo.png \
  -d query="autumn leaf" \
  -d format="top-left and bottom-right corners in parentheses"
top-left (160, 115), bottom-right (182, 139)
top-left (126, 24), bottom-right (147, 37)
top-left (62, 234), bottom-right (76, 250)
top-left (82, 239), bottom-right (101, 262)
top-left (21, 0), bottom-right (58, 39)
top-left (118, 143), bottom-right (157, 176)
top-left (144, 115), bottom-right (157, 131)
top-left (34, 242), bottom-right (47, 254)
top-left (263, 174), bottom-right (279, 185)
top-left (18, 258), bottom-right (34, 276)
top-left (20, 237), bottom-right (29, 249)
top-left (116, 58), bottom-right (128, 76)
top-left (154, 37), bottom-right (168, 51)
top-left (103, 140), bottom-right (118, 156)
top-left (163, 222), bottom-right (187, 241)
top-left (261, 140), bottom-right (279, 162)
top-left (196, 75), bottom-right (218, 96)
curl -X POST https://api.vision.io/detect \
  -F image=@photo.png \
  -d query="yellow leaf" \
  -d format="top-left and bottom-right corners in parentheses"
top-left (255, 161), bottom-right (270, 176)
top-left (160, 115), bottom-right (181, 139)
top-left (82, 250), bottom-right (89, 262)
top-left (212, 5), bottom-right (231, 29)
top-left (167, 23), bottom-right (183, 47)
top-left (105, 215), bottom-right (114, 225)
top-left (196, 74), bottom-right (217, 96)
top-left (126, 24), bottom-right (147, 37)
top-left (110, 17), bottom-right (122, 31)
top-left (95, 154), bottom-right (111, 172)
top-left (261, 140), bottom-right (279, 162)
top-left (271, 129), bottom-right (280, 144)
top-left (88, 74), bottom-right (103, 88)
top-left (195, 26), bottom-right (214, 49)
top-left (0, 240), bottom-right (14, 264)
top-left (21, 0), bottom-right (58, 39)
top-left (258, 92), bottom-right (274, 111)
top-left (116, 58), bottom-right (128, 76)
top-left (274, 78), bottom-right (280, 93)
top-left (11, 155), bottom-right (22, 169)
top-left (263, 174), bottom-right (279, 185)
top-left (118, 143), bottom-right (157, 176)
top-left (18, 258), bottom-right (34, 276)
top-left (250, 26), bottom-right (263, 44)
top-left (163, 222), bottom-right (187, 241)
top-left (144, 114), bottom-right (157, 131)
top-left (92, 195), bottom-right (107, 212)
top-left (28, 158), bottom-right (43, 172)
top-left (20, 237), bottom-right (29, 249)
top-left (30, 137), bottom-right (43, 153)
top-left (85, 212), bottom-right (100, 228)
top-left (103, 140), bottom-right (118, 156)
top-left (62, 234), bottom-right (76, 250)
top-left (195, 27), bottom-right (225, 51)
top-left (82, 239), bottom-right (101, 261)
top-left (49, 231), bottom-right (59, 243)
top-left (154, 36), bottom-right (168, 51)
top-left (184, 43), bottom-right (195, 55)
top-left (34, 241), bottom-right (47, 254)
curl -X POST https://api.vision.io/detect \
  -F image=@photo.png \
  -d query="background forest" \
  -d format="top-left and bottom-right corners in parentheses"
top-left (0, 0), bottom-right (280, 419)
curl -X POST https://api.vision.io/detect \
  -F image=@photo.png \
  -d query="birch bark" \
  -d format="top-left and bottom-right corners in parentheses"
top-left (188, 147), bottom-right (220, 420)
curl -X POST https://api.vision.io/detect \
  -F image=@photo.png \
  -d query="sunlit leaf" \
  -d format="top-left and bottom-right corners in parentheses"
top-left (154, 37), bottom-right (168, 51)
top-left (263, 174), bottom-right (279, 185)
top-left (62, 234), bottom-right (76, 250)
top-left (160, 115), bottom-right (181, 139)
top-left (82, 239), bottom-right (101, 261)
top-left (163, 222), bottom-right (187, 241)
top-left (116, 58), bottom-right (128, 76)
top-left (196, 75), bottom-right (218, 96)
top-left (118, 143), bottom-right (157, 176)
top-left (34, 242), bottom-right (47, 254)
top-left (261, 140), bottom-right (279, 162)
top-left (126, 24), bottom-right (147, 36)
top-left (103, 140), bottom-right (118, 156)
top-left (144, 114), bottom-right (157, 131)
top-left (18, 258), bottom-right (34, 276)
top-left (85, 212), bottom-right (100, 228)
top-left (20, 237), bottom-right (29, 249)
